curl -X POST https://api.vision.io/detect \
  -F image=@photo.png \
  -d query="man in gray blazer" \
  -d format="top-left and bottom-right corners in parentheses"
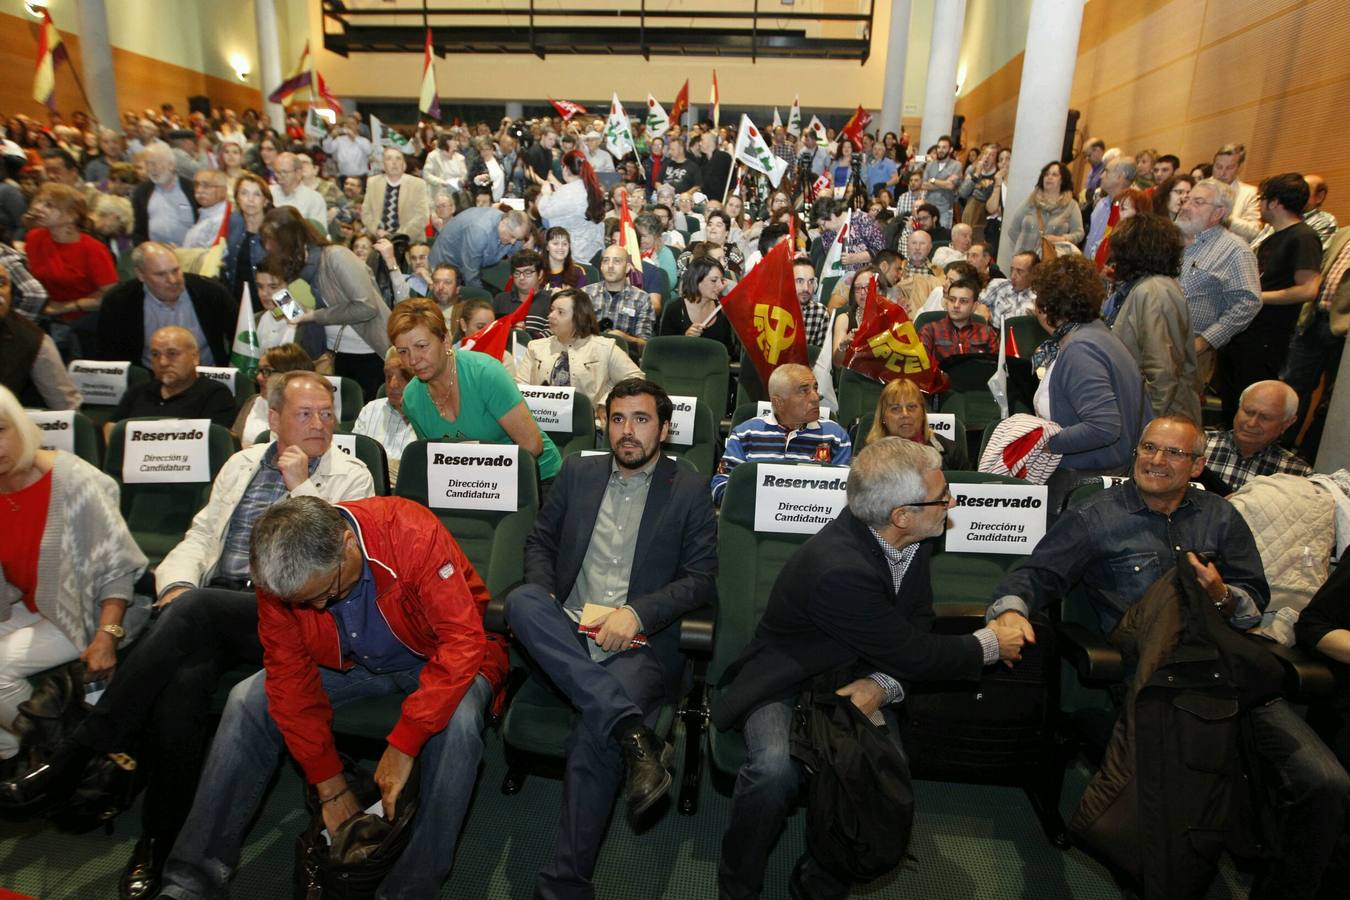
top-left (504, 377), bottom-right (717, 900)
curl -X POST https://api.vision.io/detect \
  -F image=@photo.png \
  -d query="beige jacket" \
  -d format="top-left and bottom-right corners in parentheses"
top-left (155, 442), bottom-right (375, 595)
top-left (361, 173), bottom-right (430, 240)
top-left (515, 334), bottom-right (643, 409)
top-left (1111, 274), bottom-right (1201, 422)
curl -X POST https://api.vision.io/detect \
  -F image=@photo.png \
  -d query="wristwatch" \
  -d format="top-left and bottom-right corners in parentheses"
top-left (100, 623), bottom-right (126, 640)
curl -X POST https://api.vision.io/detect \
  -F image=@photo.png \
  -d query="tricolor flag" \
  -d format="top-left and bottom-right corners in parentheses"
top-left (418, 28), bottom-right (441, 121)
top-left (549, 97), bottom-right (588, 122)
top-left (230, 283), bottom-right (262, 380)
top-left (617, 190), bottom-right (643, 272)
top-left (787, 95), bottom-right (802, 136)
top-left (268, 42), bottom-right (314, 105)
top-left (605, 93), bottom-right (635, 159)
top-left (806, 115), bottom-right (829, 146)
top-left (31, 9), bottom-right (68, 111)
top-left (670, 80), bottom-right (690, 125)
top-left (645, 94), bottom-right (670, 140)
top-left (710, 70), bottom-right (720, 130)
top-left (371, 115), bottom-right (413, 155)
top-left (732, 114), bottom-right (788, 188)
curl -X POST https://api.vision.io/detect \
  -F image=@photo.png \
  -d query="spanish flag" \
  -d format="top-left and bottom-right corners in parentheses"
top-left (418, 28), bottom-right (441, 121)
top-left (32, 9), bottom-right (67, 111)
top-left (268, 42), bottom-right (314, 106)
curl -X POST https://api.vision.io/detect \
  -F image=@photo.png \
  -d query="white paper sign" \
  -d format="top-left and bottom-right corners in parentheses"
top-left (67, 359), bottom-right (130, 406)
top-left (424, 443), bottom-right (518, 512)
top-left (753, 463), bottom-right (849, 534)
top-left (1100, 475), bottom-right (1205, 491)
top-left (927, 413), bottom-right (956, 438)
top-left (331, 433), bottom-right (358, 457)
top-left (325, 376), bottom-right (344, 420)
top-left (196, 366), bottom-right (238, 393)
top-left (754, 401), bottom-right (831, 421)
top-left (666, 395), bottom-right (697, 446)
top-left (26, 409), bottom-right (76, 453)
top-left (944, 483), bottom-right (1048, 555)
top-left (121, 418), bottom-right (211, 484)
top-left (520, 385), bottom-right (575, 432)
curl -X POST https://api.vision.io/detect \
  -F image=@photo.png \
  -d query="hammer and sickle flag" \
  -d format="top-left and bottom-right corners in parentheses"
top-left (720, 238), bottom-right (809, 386)
top-left (844, 275), bottom-right (950, 394)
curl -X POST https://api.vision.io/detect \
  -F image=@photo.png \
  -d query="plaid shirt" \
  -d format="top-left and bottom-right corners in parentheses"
top-left (1180, 225), bottom-right (1261, 350)
top-left (919, 316), bottom-right (999, 364)
top-left (893, 189), bottom-right (924, 257)
top-left (981, 279), bottom-right (1037, 328)
top-left (584, 282), bottom-right (655, 341)
top-left (0, 243), bottom-right (50, 319)
top-left (1203, 429), bottom-right (1311, 493)
top-left (820, 212), bottom-right (886, 274)
top-left (800, 295), bottom-right (829, 348)
top-left (217, 443), bottom-right (322, 579)
top-left (1319, 239), bottom-right (1350, 313)
top-left (772, 141), bottom-right (797, 165)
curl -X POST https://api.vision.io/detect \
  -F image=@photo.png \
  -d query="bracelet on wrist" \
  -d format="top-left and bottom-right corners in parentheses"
top-left (320, 787), bottom-right (351, 806)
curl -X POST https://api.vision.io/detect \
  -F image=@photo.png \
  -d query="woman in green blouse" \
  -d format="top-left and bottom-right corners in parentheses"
top-left (388, 298), bottom-right (561, 479)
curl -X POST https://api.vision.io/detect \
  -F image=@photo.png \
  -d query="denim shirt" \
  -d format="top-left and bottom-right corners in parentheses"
top-left (988, 481), bottom-right (1267, 633)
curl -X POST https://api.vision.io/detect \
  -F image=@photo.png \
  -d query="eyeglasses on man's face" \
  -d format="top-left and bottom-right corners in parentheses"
top-left (1135, 440), bottom-right (1201, 462)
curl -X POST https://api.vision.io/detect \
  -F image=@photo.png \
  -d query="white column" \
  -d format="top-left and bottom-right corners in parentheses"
top-left (254, 0), bottom-right (285, 132)
top-left (878, 0), bottom-right (913, 140)
top-left (75, 0), bottom-right (120, 131)
top-left (917, 0), bottom-right (966, 153)
top-left (997, 0), bottom-right (1086, 270)
top-left (1315, 339), bottom-right (1350, 473)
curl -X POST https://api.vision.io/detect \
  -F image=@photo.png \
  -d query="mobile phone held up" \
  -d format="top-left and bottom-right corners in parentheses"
top-left (273, 288), bottom-right (305, 323)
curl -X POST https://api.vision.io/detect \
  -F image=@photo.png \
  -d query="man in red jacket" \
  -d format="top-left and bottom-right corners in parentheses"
top-left (157, 495), bottom-right (508, 900)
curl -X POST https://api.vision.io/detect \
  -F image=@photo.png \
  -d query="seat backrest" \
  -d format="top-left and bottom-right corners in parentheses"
top-left (927, 469), bottom-right (1040, 612)
top-left (835, 368), bottom-right (884, 433)
top-left (103, 419), bottom-right (235, 562)
top-left (708, 462), bottom-right (818, 686)
top-left (542, 390), bottom-right (596, 458)
top-left (338, 430), bottom-right (390, 497)
top-left (457, 285), bottom-right (493, 302)
top-left (480, 260), bottom-right (511, 294)
top-left (600, 400), bottom-right (718, 475)
top-left (730, 401), bottom-right (760, 430)
top-left (641, 335), bottom-right (731, 423)
top-left (1005, 315), bottom-right (1050, 359)
top-left (334, 377), bottom-right (364, 426)
top-left (914, 310), bottom-right (945, 331)
top-left (394, 441), bottom-right (540, 597)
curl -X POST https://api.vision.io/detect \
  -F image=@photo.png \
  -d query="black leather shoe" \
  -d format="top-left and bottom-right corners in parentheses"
top-left (120, 836), bottom-right (167, 900)
top-left (616, 724), bottom-right (672, 818)
top-left (0, 741), bottom-right (94, 813)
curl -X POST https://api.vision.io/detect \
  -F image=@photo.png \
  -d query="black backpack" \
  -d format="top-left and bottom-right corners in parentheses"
top-left (789, 688), bottom-right (914, 883)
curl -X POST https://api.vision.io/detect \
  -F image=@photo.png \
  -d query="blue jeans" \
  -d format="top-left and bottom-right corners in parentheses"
top-left (1248, 697), bottom-right (1350, 900)
top-left (504, 584), bottom-right (668, 900)
top-left (158, 665), bottom-right (493, 900)
top-left (718, 698), bottom-right (907, 900)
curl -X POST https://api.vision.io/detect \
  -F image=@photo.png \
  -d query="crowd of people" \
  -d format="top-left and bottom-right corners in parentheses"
top-left (0, 97), bottom-right (1348, 900)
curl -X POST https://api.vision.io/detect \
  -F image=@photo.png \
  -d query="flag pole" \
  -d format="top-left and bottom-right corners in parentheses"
top-left (722, 160), bottom-right (739, 206)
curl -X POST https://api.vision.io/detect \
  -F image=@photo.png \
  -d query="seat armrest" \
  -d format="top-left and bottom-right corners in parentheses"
top-left (1264, 641), bottom-right (1337, 700)
top-left (1056, 621), bottom-right (1124, 686)
top-left (679, 605), bottom-right (716, 656)
top-left (484, 595), bottom-right (509, 635)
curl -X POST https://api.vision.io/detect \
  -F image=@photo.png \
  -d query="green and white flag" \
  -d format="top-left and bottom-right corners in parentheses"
top-left (370, 115), bottom-right (413, 155)
top-left (605, 93), bottom-right (635, 159)
top-left (818, 209), bottom-right (850, 284)
top-left (645, 94), bottom-right (670, 140)
top-left (772, 107), bottom-right (782, 130)
top-left (230, 283), bottom-right (261, 379)
top-left (787, 95), bottom-right (802, 136)
top-left (806, 114), bottom-right (829, 146)
top-left (304, 106), bottom-right (331, 141)
top-left (732, 113), bottom-right (788, 188)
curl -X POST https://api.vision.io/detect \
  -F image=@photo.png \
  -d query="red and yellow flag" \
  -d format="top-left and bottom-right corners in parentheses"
top-left (844, 276), bottom-right (949, 393)
top-left (720, 239), bottom-right (809, 386)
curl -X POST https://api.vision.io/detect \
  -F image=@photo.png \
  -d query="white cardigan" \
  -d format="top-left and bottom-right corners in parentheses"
top-left (515, 334), bottom-right (643, 409)
top-left (155, 442), bottom-right (375, 595)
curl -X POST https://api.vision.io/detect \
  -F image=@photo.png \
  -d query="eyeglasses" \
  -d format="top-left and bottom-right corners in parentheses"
top-left (289, 408), bottom-right (336, 424)
top-left (907, 487), bottom-right (952, 508)
top-left (257, 366), bottom-right (276, 378)
top-left (1135, 441), bottom-right (1201, 461)
top-left (289, 557), bottom-right (344, 608)
top-left (1182, 196), bottom-right (1214, 208)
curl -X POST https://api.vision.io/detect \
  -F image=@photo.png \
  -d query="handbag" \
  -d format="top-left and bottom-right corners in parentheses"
top-left (294, 754), bottom-right (421, 900)
top-left (1034, 208), bottom-right (1059, 263)
top-left (314, 325), bottom-right (345, 377)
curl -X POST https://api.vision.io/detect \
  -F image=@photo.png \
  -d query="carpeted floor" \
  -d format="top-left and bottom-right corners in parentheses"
top-left (0, 722), bottom-right (1252, 899)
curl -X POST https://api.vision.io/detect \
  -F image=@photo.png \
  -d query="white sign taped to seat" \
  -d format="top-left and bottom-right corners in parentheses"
top-left (944, 482), bottom-right (1048, 555)
top-left (424, 443), bottom-right (518, 512)
top-left (121, 418), bottom-right (211, 483)
top-left (753, 463), bottom-right (848, 534)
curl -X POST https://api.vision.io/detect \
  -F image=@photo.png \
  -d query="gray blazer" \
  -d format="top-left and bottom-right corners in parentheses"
top-left (307, 245), bottom-right (391, 354)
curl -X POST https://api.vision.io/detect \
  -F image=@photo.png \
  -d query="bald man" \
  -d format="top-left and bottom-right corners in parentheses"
top-left (270, 152), bottom-right (328, 227)
top-left (182, 169), bottom-right (230, 248)
top-left (711, 364), bottom-right (851, 505)
top-left (104, 325), bottom-right (236, 441)
top-left (1200, 380), bottom-right (1311, 494)
top-left (96, 241), bottom-right (235, 367)
top-left (1302, 175), bottom-right (1339, 248)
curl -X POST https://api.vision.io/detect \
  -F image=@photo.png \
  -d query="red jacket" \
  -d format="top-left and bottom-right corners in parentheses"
top-left (256, 496), bottom-right (510, 784)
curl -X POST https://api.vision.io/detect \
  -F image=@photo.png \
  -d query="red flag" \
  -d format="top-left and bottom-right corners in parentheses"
top-left (710, 70), bottom-right (720, 129)
top-left (844, 281), bottom-right (949, 394)
top-left (617, 191), bottom-right (642, 271)
top-left (315, 70), bottom-right (342, 113)
top-left (549, 97), bottom-right (588, 122)
top-left (1004, 325), bottom-right (1021, 358)
top-left (670, 80), bottom-right (690, 124)
top-left (807, 172), bottom-right (832, 203)
top-left (840, 105), bottom-right (872, 150)
top-left (720, 239), bottom-right (809, 385)
top-left (462, 287), bottom-right (535, 361)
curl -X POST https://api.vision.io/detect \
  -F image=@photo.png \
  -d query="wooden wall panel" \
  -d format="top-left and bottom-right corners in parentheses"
top-left (956, 0), bottom-right (1350, 220)
top-left (0, 11), bottom-right (260, 128)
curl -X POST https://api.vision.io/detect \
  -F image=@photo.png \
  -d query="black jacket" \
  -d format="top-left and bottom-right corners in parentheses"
top-left (523, 453), bottom-right (718, 685)
top-left (131, 176), bottom-right (199, 246)
top-left (711, 508), bottom-right (986, 731)
top-left (95, 273), bottom-right (236, 367)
